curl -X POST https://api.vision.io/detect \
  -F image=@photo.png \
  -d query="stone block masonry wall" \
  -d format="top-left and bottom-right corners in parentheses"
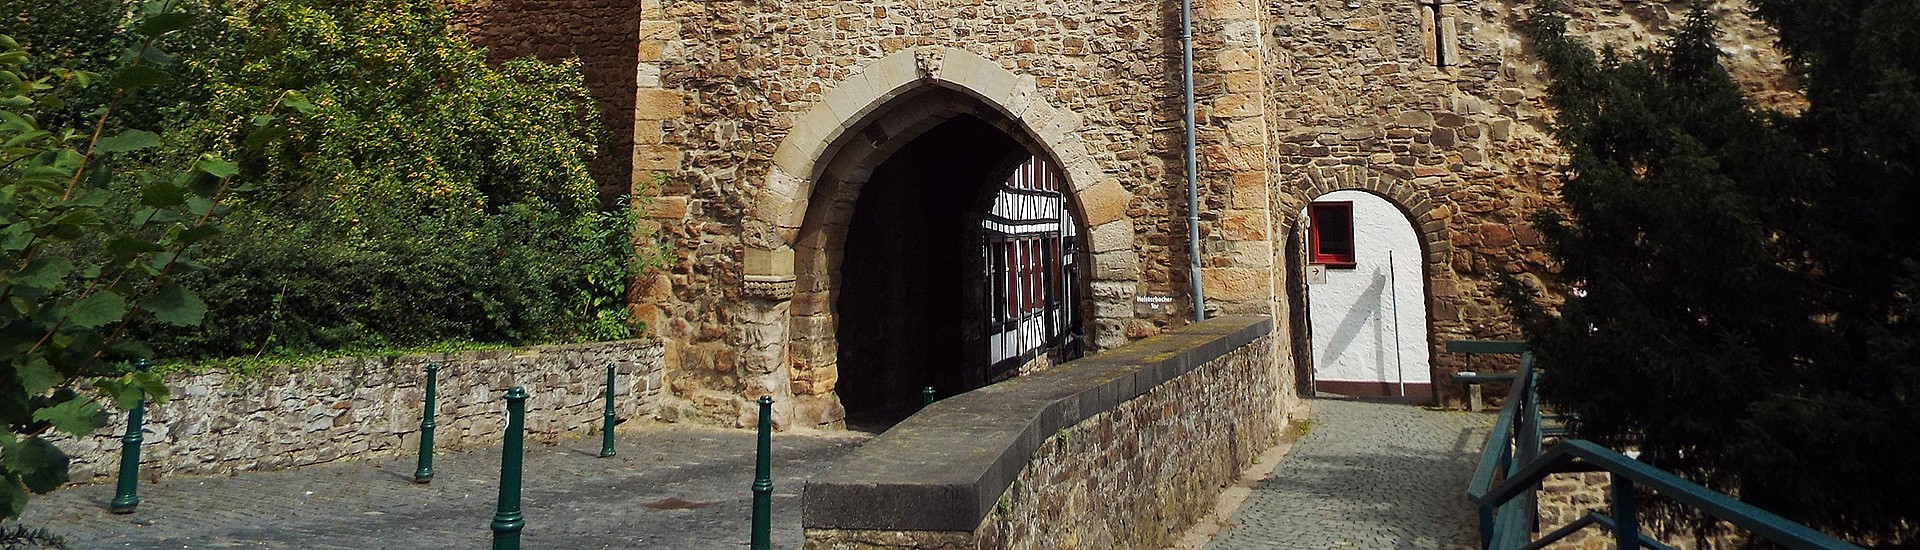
top-left (625, 0), bottom-right (1282, 429)
top-left (54, 340), bottom-right (665, 482)
top-left (1259, 0), bottom-right (1797, 405)
top-left (1534, 470), bottom-right (1748, 550)
top-left (974, 333), bottom-right (1277, 549)
top-left (438, 0), bottom-right (1800, 427)
top-left (804, 316), bottom-right (1282, 549)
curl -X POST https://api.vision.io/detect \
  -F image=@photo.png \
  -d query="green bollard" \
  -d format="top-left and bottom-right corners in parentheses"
top-left (599, 363), bottom-right (616, 458)
top-left (750, 396), bottom-right (773, 550)
top-left (922, 386), bottom-right (935, 408)
top-left (109, 358), bottom-right (151, 514)
top-left (491, 387), bottom-right (529, 550)
top-left (414, 363), bottom-right (439, 483)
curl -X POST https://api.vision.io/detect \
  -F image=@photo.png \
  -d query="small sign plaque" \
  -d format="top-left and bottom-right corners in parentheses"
top-left (1306, 264), bottom-right (1328, 285)
top-left (1134, 295), bottom-right (1174, 316)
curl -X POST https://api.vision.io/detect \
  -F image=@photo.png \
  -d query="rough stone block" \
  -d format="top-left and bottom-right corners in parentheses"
top-left (1088, 220), bottom-right (1134, 253)
top-left (1218, 208), bottom-right (1270, 241)
top-left (1093, 249), bottom-right (1140, 280)
top-left (646, 195), bottom-right (689, 220)
top-left (633, 89), bottom-right (684, 121)
top-left (633, 144), bottom-right (683, 171)
top-left (1201, 266), bottom-right (1271, 303)
top-left (822, 72), bottom-right (882, 123)
top-left (937, 48), bottom-right (1018, 107)
top-left (1077, 178), bottom-right (1132, 227)
top-left (636, 20), bottom-right (678, 42)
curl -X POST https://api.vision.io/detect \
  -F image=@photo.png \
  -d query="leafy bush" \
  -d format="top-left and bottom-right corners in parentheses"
top-left (0, 0), bottom-right (644, 521)
top-left (100, 0), bottom-right (651, 361)
top-left (161, 204), bottom-right (640, 360)
top-left (0, 3), bottom-right (249, 516)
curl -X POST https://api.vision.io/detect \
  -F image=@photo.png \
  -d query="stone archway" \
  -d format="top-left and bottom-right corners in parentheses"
top-left (737, 48), bottom-right (1125, 429)
top-left (1277, 166), bottom-right (1453, 404)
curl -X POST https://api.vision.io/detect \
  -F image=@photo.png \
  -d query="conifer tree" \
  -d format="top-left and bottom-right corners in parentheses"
top-left (1512, 0), bottom-right (1918, 545)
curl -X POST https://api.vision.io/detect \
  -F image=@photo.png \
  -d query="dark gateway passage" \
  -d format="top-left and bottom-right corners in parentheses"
top-left (835, 115), bottom-right (1085, 428)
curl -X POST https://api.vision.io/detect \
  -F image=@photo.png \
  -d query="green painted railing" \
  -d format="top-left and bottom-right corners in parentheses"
top-left (1463, 342), bottom-right (1864, 550)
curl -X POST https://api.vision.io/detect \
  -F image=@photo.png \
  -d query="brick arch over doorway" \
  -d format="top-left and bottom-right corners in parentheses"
top-left (1275, 166), bottom-right (1457, 405)
top-left (1275, 166), bottom-right (1450, 265)
top-left (734, 47), bottom-right (1124, 429)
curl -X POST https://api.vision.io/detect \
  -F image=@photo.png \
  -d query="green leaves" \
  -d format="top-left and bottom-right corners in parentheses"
top-left (16, 359), bottom-right (60, 396)
top-left (30, 398), bottom-right (105, 437)
top-left (0, 475), bottom-right (25, 520)
top-left (94, 130), bottom-right (161, 154)
top-left (193, 154), bottom-right (238, 179)
top-left (9, 258), bottom-right (73, 290)
top-left (94, 372), bottom-right (167, 411)
top-left (0, 9), bottom-right (240, 520)
top-left (65, 291), bottom-right (127, 330)
top-left (3, 438), bottom-right (70, 494)
top-left (109, 65), bottom-right (172, 91)
top-left (1519, 0), bottom-right (1920, 542)
top-left (134, 13), bottom-right (199, 38)
top-left (242, 123), bottom-right (288, 150)
top-left (140, 178), bottom-right (188, 207)
top-left (281, 90), bottom-right (316, 114)
top-left (140, 283), bottom-right (206, 326)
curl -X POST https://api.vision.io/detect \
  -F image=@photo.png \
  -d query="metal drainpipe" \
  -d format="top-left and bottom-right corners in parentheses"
top-left (1182, 0), bottom-right (1206, 322)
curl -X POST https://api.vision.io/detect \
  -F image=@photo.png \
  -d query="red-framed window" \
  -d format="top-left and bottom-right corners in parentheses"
top-left (1309, 201), bottom-right (1356, 268)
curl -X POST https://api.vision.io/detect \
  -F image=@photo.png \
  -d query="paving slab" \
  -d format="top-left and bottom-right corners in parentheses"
top-left (1205, 398), bottom-right (1495, 550)
top-left (23, 425), bottom-right (868, 549)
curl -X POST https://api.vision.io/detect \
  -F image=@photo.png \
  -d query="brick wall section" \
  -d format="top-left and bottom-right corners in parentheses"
top-left (803, 316), bottom-right (1282, 549)
top-left (54, 340), bottom-right (665, 482)
top-left (448, 0), bottom-right (642, 202)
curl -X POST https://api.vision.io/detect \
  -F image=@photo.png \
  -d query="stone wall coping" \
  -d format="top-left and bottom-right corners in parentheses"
top-left (801, 314), bottom-right (1273, 532)
top-left (165, 338), bottom-right (659, 378)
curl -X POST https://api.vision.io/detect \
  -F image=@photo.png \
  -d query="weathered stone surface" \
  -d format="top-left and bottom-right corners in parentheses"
top-left (444, 0), bottom-right (1799, 425)
top-left (1264, 0), bottom-right (1797, 407)
top-left (54, 341), bottom-right (666, 482)
top-left (803, 316), bottom-right (1283, 549)
top-left (1534, 469), bottom-right (1749, 550)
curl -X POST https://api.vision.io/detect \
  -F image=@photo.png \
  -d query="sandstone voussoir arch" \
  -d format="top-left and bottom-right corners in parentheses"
top-left (743, 47), bottom-right (1112, 287)
top-left (1279, 165), bottom-right (1450, 266)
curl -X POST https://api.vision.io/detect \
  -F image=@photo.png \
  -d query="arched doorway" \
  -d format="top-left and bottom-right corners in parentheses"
top-left (749, 47), bottom-right (1120, 430)
top-left (1298, 190), bottom-right (1433, 400)
top-left (796, 90), bottom-right (1090, 429)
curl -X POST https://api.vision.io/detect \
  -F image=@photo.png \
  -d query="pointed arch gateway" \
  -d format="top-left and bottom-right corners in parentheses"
top-left (742, 48), bottom-right (1117, 429)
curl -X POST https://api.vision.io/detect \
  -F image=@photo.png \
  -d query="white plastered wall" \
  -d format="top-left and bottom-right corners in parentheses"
top-left (1304, 190), bottom-right (1432, 390)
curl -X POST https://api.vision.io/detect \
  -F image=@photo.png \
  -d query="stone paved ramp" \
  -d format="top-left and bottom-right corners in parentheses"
top-left (24, 425), bottom-right (867, 549)
top-left (1206, 398), bottom-right (1494, 550)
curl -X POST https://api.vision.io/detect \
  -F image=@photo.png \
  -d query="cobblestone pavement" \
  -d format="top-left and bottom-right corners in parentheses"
top-left (24, 424), bottom-right (869, 549)
top-left (1205, 398), bottom-right (1495, 550)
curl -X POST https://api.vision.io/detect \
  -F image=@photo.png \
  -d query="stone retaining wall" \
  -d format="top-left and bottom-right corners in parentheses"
top-left (803, 315), bottom-right (1283, 549)
top-left (57, 340), bottom-right (665, 482)
top-left (1536, 467), bottom-right (1745, 549)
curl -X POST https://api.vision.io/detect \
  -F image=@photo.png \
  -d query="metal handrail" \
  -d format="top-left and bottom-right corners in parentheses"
top-left (1463, 343), bottom-right (1866, 550)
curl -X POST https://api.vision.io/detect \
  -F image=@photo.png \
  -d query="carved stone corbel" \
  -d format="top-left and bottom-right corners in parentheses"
top-left (743, 246), bottom-right (796, 301)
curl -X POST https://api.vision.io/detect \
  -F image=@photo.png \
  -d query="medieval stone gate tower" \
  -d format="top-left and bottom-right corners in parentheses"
top-left (453, 0), bottom-right (1791, 429)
